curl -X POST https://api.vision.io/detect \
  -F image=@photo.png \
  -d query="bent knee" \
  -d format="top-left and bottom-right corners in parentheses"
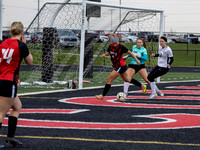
top-left (13, 103), bottom-right (22, 112)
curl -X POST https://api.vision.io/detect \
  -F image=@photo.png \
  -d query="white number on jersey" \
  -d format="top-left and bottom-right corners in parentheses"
top-left (0, 48), bottom-right (14, 64)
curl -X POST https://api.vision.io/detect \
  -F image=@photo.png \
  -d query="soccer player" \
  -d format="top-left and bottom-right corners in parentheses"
top-left (95, 34), bottom-right (142, 100)
top-left (0, 22), bottom-right (33, 148)
top-left (148, 36), bottom-right (174, 99)
top-left (123, 38), bottom-right (150, 95)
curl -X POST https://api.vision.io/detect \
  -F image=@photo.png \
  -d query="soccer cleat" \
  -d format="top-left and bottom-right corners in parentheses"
top-left (125, 92), bottom-right (128, 97)
top-left (5, 137), bottom-right (22, 148)
top-left (95, 94), bottom-right (104, 100)
top-left (157, 90), bottom-right (164, 96)
top-left (0, 144), bottom-right (5, 149)
top-left (142, 84), bottom-right (147, 94)
top-left (149, 93), bottom-right (158, 99)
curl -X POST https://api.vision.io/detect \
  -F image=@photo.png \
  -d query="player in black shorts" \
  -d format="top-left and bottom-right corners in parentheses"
top-left (0, 22), bottom-right (33, 148)
top-left (96, 34), bottom-right (141, 100)
top-left (123, 38), bottom-right (150, 95)
top-left (148, 36), bottom-right (174, 99)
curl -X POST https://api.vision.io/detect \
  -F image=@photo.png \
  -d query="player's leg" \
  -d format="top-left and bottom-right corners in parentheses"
top-left (138, 68), bottom-right (150, 86)
top-left (5, 96), bottom-right (22, 147)
top-left (147, 66), bottom-right (159, 98)
top-left (148, 66), bottom-right (169, 98)
top-left (0, 96), bottom-right (14, 149)
top-left (121, 70), bottom-right (141, 90)
top-left (123, 68), bottom-right (136, 95)
top-left (96, 70), bottom-right (120, 100)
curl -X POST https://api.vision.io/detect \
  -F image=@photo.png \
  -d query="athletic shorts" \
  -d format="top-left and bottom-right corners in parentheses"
top-left (0, 80), bottom-right (17, 98)
top-left (114, 65), bottom-right (128, 74)
top-left (128, 64), bottom-right (146, 73)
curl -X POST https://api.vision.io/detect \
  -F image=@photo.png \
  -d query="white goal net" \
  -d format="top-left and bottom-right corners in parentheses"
top-left (21, 1), bottom-right (164, 89)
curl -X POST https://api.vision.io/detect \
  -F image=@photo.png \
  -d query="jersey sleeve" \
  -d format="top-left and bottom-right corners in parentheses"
top-left (167, 47), bottom-right (173, 57)
top-left (140, 48), bottom-right (148, 61)
top-left (121, 45), bottom-right (128, 53)
top-left (19, 41), bottom-right (30, 58)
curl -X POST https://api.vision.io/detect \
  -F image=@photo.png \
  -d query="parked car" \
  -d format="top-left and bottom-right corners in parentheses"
top-left (125, 33), bottom-right (138, 42)
top-left (2, 30), bottom-right (11, 40)
top-left (30, 32), bottom-right (43, 43)
top-left (24, 32), bottom-right (31, 43)
top-left (184, 34), bottom-right (198, 44)
top-left (99, 35), bottom-right (109, 42)
top-left (56, 29), bottom-right (80, 47)
top-left (138, 32), bottom-right (155, 41)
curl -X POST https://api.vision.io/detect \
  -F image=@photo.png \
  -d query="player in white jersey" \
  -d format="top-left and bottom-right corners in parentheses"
top-left (147, 36), bottom-right (174, 99)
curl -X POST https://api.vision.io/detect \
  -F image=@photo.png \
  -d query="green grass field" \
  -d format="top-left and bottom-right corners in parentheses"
top-left (17, 42), bottom-right (200, 94)
top-left (18, 71), bottom-right (200, 94)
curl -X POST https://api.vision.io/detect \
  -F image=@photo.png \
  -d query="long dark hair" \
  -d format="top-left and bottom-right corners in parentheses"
top-left (137, 38), bottom-right (146, 48)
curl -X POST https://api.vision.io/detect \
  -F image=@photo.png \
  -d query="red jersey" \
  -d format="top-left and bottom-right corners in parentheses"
top-left (107, 44), bottom-right (128, 68)
top-left (0, 39), bottom-right (29, 82)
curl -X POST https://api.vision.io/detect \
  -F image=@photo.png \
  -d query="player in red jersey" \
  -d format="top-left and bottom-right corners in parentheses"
top-left (96, 34), bottom-right (142, 100)
top-left (0, 22), bottom-right (33, 148)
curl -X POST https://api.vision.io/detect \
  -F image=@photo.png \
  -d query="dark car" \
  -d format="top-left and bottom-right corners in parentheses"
top-left (56, 29), bottom-right (80, 47)
top-left (2, 30), bottom-right (11, 40)
top-left (138, 32), bottom-right (158, 42)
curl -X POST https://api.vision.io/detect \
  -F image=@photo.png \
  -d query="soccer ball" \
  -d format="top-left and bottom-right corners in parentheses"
top-left (116, 92), bottom-right (126, 102)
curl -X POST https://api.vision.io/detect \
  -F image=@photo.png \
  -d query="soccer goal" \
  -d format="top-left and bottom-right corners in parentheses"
top-left (21, 0), bottom-right (164, 90)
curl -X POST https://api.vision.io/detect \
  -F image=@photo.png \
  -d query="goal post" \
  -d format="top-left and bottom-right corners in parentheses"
top-left (79, 0), bottom-right (164, 88)
top-left (21, 1), bottom-right (164, 90)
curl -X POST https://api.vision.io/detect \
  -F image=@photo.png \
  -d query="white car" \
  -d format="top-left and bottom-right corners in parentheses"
top-left (99, 35), bottom-right (109, 42)
top-left (121, 33), bottom-right (138, 42)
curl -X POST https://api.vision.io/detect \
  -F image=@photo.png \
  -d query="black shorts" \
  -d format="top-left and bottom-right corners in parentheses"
top-left (0, 80), bottom-right (17, 98)
top-left (114, 65), bottom-right (128, 74)
top-left (128, 64), bottom-right (146, 73)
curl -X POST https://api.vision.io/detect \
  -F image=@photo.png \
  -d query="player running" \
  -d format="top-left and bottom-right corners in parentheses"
top-left (0, 22), bottom-right (33, 148)
top-left (95, 34), bottom-right (145, 100)
top-left (123, 38), bottom-right (150, 96)
top-left (148, 36), bottom-right (174, 99)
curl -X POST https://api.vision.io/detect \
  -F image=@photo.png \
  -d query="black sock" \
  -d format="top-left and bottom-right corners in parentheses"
top-left (103, 84), bottom-right (111, 96)
top-left (130, 78), bottom-right (142, 87)
top-left (0, 123), bottom-right (2, 129)
top-left (7, 116), bottom-right (18, 137)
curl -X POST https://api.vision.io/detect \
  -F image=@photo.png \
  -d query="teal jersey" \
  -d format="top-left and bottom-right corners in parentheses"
top-left (128, 45), bottom-right (148, 65)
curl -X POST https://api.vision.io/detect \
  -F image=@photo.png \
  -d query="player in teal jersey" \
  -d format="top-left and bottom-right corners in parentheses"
top-left (123, 38), bottom-right (150, 95)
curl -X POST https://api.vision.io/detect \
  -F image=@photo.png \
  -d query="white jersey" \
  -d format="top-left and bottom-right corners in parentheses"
top-left (158, 45), bottom-right (173, 68)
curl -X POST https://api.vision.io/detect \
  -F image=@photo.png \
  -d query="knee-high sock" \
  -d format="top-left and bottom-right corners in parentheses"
top-left (7, 116), bottom-right (18, 137)
top-left (130, 78), bottom-right (142, 87)
top-left (155, 84), bottom-right (160, 92)
top-left (150, 82), bottom-right (156, 94)
top-left (103, 84), bottom-right (111, 96)
top-left (124, 82), bottom-right (130, 93)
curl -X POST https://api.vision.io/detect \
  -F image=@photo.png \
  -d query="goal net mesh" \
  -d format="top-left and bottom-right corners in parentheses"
top-left (21, 2), bottom-right (162, 89)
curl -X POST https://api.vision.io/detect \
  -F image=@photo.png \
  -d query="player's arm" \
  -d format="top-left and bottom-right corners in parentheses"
top-left (167, 49), bottom-right (174, 68)
top-left (127, 50), bottom-right (140, 65)
top-left (102, 52), bottom-right (110, 58)
top-left (167, 56), bottom-right (174, 68)
top-left (152, 53), bottom-right (159, 57)
top-left (140, 52), bottom-right (148, 61)
top-left (24, 53), bottom-right (33, 65)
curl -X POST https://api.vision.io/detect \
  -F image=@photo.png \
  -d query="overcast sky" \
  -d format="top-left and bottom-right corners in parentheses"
top-left (2, 0), bottom-right (200, 33)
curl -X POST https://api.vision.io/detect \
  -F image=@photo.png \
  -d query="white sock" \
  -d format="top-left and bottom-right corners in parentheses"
top-left (150, 82), bottom-right (156, 94)
top-left (124, 82), bottom-right (130, 94)
top-left (155, 84), bottom-right (159, 92)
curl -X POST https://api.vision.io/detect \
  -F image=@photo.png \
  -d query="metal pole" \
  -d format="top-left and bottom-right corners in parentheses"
top-left (110, 9), bottom-right (113, 32)
top-left (157, 11), bottom-right (164, 83)
top-left (38, 0), bottom-right (40, 32)
top-left (0, 0), bottom-right (3, 40)
top-left (119, 0), bottom-right (121, 32)
top-left (78, 0), bottom-right (87, 89)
